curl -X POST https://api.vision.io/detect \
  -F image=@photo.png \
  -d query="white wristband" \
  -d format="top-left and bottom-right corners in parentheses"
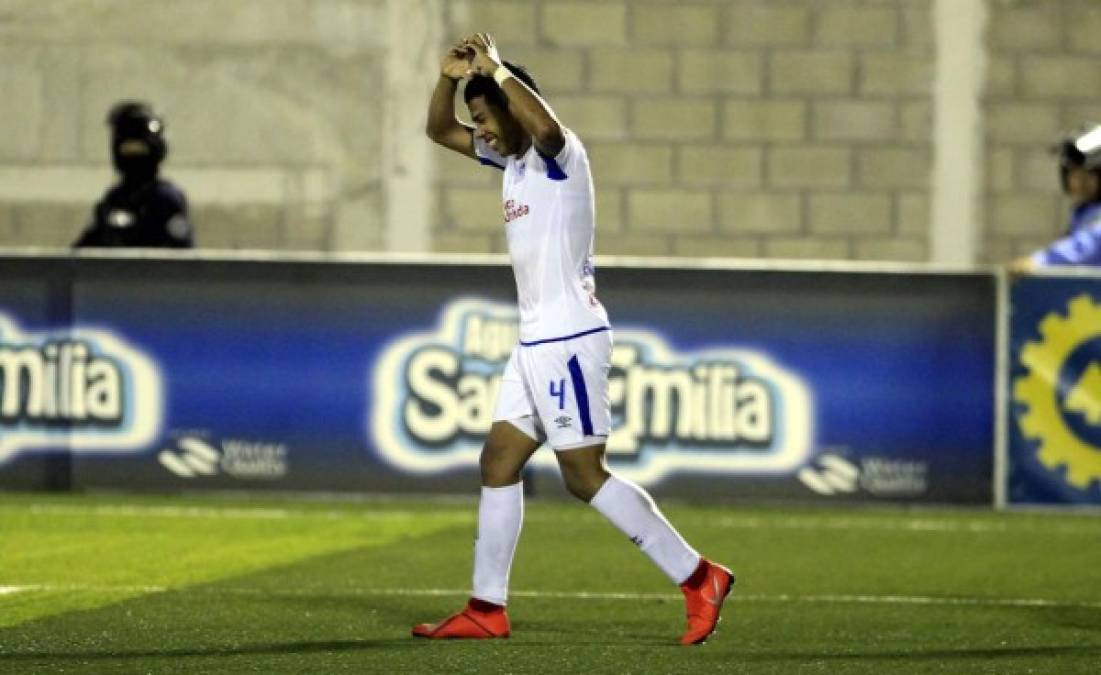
top-left (493, 67), bottom-right (513, 86)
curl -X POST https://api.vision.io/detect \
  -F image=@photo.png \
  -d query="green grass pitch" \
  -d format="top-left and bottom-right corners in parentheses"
top-left (1, 491), bottom-right (1100, 674)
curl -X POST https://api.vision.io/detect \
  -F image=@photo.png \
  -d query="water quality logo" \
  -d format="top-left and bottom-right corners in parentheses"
top-left (159, 437), bottom-right (221, 477)
top-left (0, 310), bottom-right (163, 464)
top-left (797, 452), bottom-right (929, 497)
top-left (158, 436), bottom-right (288, 480)
top-left (370, 298), bottom-right (815, 485)
top-left (797, 454), bottom-right (860, 496)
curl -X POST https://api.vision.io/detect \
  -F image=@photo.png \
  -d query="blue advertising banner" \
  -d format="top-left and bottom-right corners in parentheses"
top-left (0, 255), bottom-right (997, 504)
top-left (1008, 273), bottom-right (1101, 506)
top-left (0, 264), bottom-right (72, 491)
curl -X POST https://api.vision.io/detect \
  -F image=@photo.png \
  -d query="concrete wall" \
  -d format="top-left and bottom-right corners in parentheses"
top-left (0, 0), bottom-right (1096, 263)
top-left (0, 0), bottom-right (389, 251)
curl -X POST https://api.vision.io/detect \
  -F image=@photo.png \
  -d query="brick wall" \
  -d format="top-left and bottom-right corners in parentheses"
top-left (435, 0), bottom-right (935, 260)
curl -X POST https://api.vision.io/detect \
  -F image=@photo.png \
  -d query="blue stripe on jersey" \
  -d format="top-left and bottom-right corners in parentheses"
top-left (1040, 225), bottom-right (1101, 265)
top-left (537, 150), bottom-right (567, 181)
top-left (567, 354), bottom-right (594, 436)
top-left (519, 325), bottom-right (610, 347)
top-left (478, 156), bottom-right (505, 170)
top-left (1038, 203), bottom-right (1101, 266)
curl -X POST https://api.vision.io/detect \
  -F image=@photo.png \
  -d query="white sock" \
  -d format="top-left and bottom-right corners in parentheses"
top-left (471, 482), bottom-right (524, 606)
top-left (590, 475), bottom-right (701, 584)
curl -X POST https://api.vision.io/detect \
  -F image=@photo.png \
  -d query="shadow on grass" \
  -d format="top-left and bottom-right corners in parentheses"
top-left (742, 644), bottom-right (1101, 663)
top-left (1035, 606), bottom-right (1101, 633)
top-left (0, 525), bottom-right (679, 666)
top-left (0, 639), bottom-right (411, 661)
top-left (0, 527), bottom-right (473, 661)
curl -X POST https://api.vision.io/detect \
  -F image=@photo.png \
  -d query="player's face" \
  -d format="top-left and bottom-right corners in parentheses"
top-left (115, 139), bottom-right (152, 157)
top-left (468, 96), bottom-right (522, 156)
top-left (1066, 166), bottom-right (1101, 206)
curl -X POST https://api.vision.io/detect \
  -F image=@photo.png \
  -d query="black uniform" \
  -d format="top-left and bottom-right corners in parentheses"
top-left (74, 178), bottom-right (192, 248)
top-left (75, 100), bottom-right (194, 249)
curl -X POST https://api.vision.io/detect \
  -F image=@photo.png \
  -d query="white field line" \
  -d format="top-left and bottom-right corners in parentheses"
top-left (1, 583), bottom-right (1100, 611)
top-left (6, 503), bottom-right (1100, 535)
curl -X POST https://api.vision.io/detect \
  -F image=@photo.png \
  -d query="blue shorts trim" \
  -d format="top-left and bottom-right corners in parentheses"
top-left (567, 354), bottom-right (594, 436)
top-left (519, 325), bottom-right (610, 347)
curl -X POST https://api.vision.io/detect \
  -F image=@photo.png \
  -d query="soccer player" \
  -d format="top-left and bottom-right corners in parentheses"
top-left (412, 33), bottom-right (734, 646)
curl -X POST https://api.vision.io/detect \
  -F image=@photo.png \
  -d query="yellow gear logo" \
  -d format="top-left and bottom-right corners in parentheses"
top-left (1014, 294), bottom-right (1101, 489)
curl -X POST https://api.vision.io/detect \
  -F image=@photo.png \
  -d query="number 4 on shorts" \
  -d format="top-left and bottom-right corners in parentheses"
top-left (549, 378), bottom-right (565, 409)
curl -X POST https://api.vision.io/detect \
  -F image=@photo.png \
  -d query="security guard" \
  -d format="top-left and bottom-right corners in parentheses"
top-left (74, 101), bottom-right (193, 248)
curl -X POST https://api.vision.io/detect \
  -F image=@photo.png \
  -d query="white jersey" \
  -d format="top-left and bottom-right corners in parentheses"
top-left (475, 129), bottom-right (609, 344)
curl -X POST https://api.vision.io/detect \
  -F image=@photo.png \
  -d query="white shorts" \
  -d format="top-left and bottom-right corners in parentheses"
top-left (492, 328), bottom-right (612, 450)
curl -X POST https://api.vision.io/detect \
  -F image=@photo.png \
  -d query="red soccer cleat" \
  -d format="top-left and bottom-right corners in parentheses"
top-left (679, 558), bottom-right (735, 645)
top-left (411, 599), bottom-right (510, 640)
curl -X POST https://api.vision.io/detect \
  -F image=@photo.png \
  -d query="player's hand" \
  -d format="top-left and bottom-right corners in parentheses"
top-left (463, 33), bottom-right (503, 78)
top-left (1008, 256), bottom-right (1036, 276)
top-left (441, 41), bottom-right (473, 81)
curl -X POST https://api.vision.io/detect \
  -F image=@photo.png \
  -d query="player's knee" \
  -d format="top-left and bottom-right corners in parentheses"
top-left (562, 474), bottom-right (594, 501)
top-left (479, 445), bottom-right (520, 487)
top-left (560, 466), bottom-right (609, 502)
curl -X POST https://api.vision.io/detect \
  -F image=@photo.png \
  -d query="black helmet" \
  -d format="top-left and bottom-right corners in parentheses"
top-left (107, 100), bottom-right (168, 172)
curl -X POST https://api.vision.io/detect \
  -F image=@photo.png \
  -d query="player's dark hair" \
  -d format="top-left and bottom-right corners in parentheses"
top-left (463, 61), bottom-right (540, 110)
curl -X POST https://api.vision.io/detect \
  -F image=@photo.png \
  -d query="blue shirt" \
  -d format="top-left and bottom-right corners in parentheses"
top-left (1030, 202), bottom-right (1101, 266)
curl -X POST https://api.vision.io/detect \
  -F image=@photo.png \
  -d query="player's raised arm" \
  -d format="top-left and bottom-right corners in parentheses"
top-left (465, 33), bottom-right (565, 157)
top-left (426, 42), bottom-right (476, 159)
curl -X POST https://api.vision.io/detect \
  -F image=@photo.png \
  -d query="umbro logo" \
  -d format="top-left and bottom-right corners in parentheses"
top-left (554, 415), bottom-right (572, 429)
